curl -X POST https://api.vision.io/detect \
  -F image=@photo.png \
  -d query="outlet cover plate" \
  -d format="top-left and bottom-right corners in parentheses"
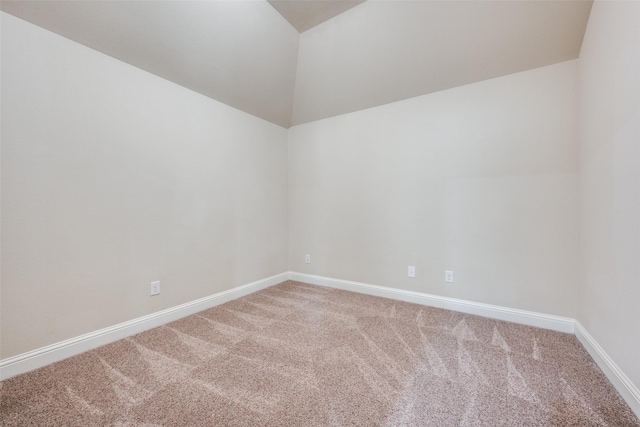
top-left (445, 271), bottom-right (454, 283)
top-left (408, 266), bottom-right (416, 278)
top-left (150, 281), bottom-right (160, 296)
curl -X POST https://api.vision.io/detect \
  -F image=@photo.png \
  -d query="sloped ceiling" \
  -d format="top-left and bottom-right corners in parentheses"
top-left (0, 0), bottom-right (300, 128)
top-left (1, 1), bottom-right (592, 128)
top-left (267, 0), bottom-right (365, 33)
top-left (291, 0), bottom-right (593, 125)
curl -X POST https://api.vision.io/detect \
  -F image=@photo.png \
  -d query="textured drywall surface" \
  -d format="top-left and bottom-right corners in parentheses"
top-left (1, 13), bottom-right (288, 358)
top-left (292, 0), bottom-right (591, 125)
top-left (289, 60), bottom-right (580, 318)
top-left (577, 0), bottom-right (640, 391)
top-left (0, 1), bottom-right (299, 127)
top-left (2, 1), bottom-right (591, 128)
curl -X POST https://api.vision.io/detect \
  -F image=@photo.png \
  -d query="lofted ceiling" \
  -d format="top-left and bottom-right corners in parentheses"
top-left (267, 0), bottom-right (366, 33)
top-left (1, 0), bottom-right (593, 128)
top-left (291, 0), bottom-right (593, 125)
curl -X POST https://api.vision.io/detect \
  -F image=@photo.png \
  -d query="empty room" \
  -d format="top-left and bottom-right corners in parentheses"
top-left (1, 0), bottom-right (639, 425)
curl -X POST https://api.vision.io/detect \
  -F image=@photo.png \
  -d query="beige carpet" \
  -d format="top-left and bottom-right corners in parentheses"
top-left (1, 280), bottom-right (638, 426)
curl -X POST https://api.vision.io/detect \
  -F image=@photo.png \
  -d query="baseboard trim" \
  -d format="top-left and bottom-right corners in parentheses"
top-left (289, 272), bottom-right (640, 417)
top-left (575, 321), bottom-right (640, 418)
top-left (0, 272), bottom-right (288, 381)
top-left (288, 272), bottom-right (575, 333)
top-left (4, 271), bottom-right (638, 419)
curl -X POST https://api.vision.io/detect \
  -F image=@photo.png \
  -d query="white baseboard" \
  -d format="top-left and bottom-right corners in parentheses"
top-left (289, 272), bottom-right (575, 333)
top-left (289, 272), bottom-right (640, 418)
top-left (4, 271), bottom-right (638, 420)
top-left (0, 272), bottom-right (288, 381)
top-left (575, 321), bottom-right (640, 418)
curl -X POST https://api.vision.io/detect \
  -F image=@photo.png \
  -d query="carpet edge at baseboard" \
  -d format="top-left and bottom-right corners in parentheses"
top-left (289, 271), bottom-right (575, 333)
top-left (289, 271), bottom-right (640, 420)
top-left (0, 272), bottom-right (289, 381)
top-left (575, 321), bottom-right (640, 419)
top-left (3, 270), bottom-right (638, 421)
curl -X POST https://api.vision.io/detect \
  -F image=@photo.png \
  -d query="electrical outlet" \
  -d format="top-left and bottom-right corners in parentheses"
top-left (150, 281), bottom-right (160, 296)
top-left (408, 266), bottom-right (416, 278)
top-left (305, 254), bottom-right (311, 264)
top-left (445, 271), bottom-right (454, 283)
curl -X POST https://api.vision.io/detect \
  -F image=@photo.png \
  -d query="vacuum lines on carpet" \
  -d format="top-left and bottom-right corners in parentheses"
top-left (1, 281), bottom-right (638, 426)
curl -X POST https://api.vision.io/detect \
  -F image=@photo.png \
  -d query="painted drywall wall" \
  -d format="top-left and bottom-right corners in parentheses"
top-left (292, 0), bottom-right (591, 126)
top-left (577, 1), bottom-right (640, 389)
top-left (289, 60), bottom-right (580, 318)
top-left (0, 1), bottom-right (300, 128)
top-left (0, 13), bottom-right (288, 359)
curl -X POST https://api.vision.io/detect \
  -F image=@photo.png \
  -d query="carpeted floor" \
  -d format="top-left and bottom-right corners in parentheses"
top-left (1, 280), bottom-right (638, 426)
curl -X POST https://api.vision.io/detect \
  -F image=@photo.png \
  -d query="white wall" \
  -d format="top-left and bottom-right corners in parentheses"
top-left (5, 5), bottom-right (638, 401)
top-left (289, 60), bottom-right (580, 318)
top-left (292, 0), bottom-right (590, 126)
top-left (0, 1), bottom-right (300, 127)
top-left (578, 1), bottom-right (640, 390)
top-left (0, 13), bottom-right (288, 359)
